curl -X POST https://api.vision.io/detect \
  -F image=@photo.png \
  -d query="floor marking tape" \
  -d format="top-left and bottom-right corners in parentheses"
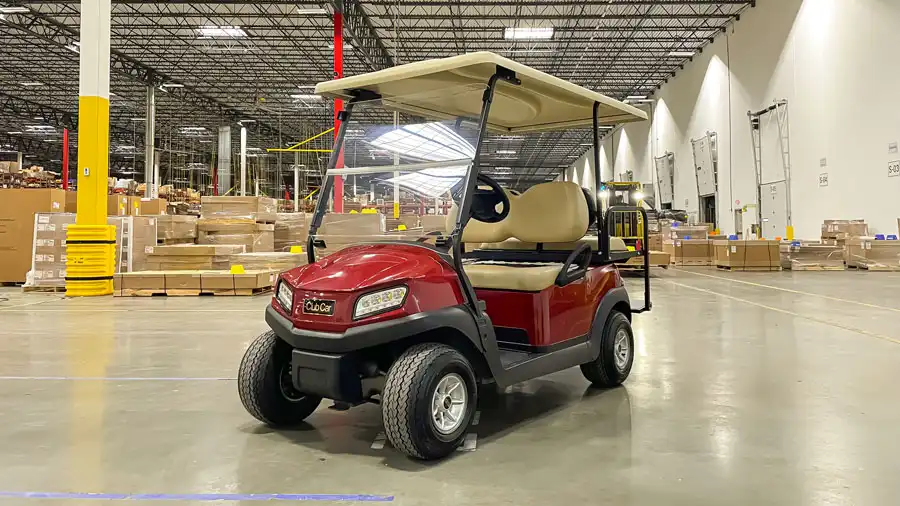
top-left (370, 432), bottom-right (387, 450)
top-left (0, 376), bottom-right (236, 381)
top-left (0, 491), bottom-right (394, 502)
top-left (458, 433), bottom-right (478, 452)
top-left (672, 268), bottom-right (900, 313)
top-left (664, 280), bottom-right (900, 346)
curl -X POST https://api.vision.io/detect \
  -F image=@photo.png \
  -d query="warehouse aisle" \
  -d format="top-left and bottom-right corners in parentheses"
top-left (1, 270), bottom-right (899, 505)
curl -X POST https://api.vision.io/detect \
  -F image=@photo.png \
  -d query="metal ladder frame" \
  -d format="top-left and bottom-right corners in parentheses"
top-left (748, 100), bottom-right (792, 239)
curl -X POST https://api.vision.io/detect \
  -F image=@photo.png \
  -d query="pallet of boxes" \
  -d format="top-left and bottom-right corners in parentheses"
top-left (842, 219), bottom-right (900, 271)
top-left (662, 225), bottom-right (713, 267)
top-left (713, 237), bottom-right (781, 272)
top-left (113, 196), bottom-right (281, 296)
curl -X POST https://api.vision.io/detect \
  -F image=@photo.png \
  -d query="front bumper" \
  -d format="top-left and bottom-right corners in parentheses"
top-left (264, 303), bottom-right (483, 403)
top-left (264, 303), bottom-right (479, 354)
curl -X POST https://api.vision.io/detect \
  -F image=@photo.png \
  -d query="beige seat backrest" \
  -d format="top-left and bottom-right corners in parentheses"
top-left (446, 181), bottom-right (588, 245)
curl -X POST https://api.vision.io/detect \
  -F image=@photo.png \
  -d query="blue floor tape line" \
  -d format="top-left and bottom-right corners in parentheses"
top-left (0, 491), bottom-right (394, 502)
top-left (0, 376), bottom-right (236, 381)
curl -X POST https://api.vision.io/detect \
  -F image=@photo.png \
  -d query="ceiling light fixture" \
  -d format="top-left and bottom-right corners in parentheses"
top-left (131, 118), bottom-right (145, 121)
top-left (0, 6), bottom-right (29, 13)
top-left (20, 82), bottom-right (45, 87)
top-left (504, 27), bottom-right (554, 40)
top-left (326, 42), bottom-right (353, 50)
top-left (626, 95), bottom-right (647, 100)
top-left (496, 150), bottom-right (517, 155)
top-left (7, 131), bottom-right (23, 135)
top-left (290, 94), bottom-right (322, 100)
top-left (668, 51), bottom-right (696, 57)
top-left (197, 25), bottom-right (248, 38)
top-left (297, 7), bottom-right (327, 15)
top-left (160, 83), bottom-right (184, 88)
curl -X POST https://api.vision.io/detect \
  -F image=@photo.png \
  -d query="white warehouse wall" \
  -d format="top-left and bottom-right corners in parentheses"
top-left (592, 0), bottom-right (900, 237)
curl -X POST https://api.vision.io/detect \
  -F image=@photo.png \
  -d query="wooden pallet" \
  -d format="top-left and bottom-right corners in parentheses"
top-left (23, 285), bottom-right (66, 293)
top-left (116, 286), bottom-right (273, 297)
top-left (0, 282), bottom-right (23, 287)
top-left (716, 265), bottom-right (782, 272)
top-left (858, 265), bottom-right (900, 272)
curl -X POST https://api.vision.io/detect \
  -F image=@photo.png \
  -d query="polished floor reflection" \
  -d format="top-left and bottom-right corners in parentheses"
top-left (1, 268), bottom-right (899, 505)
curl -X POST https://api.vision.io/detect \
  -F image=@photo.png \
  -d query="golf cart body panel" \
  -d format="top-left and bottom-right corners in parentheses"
top-left (276, 243), bottom-right (464, 333)
top-left (314, 51), bottom-right (647, 133)
top-left (476, 265), bottom-right (621, 353)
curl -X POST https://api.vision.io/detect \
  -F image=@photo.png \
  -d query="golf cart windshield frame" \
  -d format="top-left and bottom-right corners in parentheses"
top-left (306, 66), bottom-right (650, 314)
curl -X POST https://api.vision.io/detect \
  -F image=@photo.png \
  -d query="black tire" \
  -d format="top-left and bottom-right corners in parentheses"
top-left (381, 343), bottom-right (477, 460)
top-left (238, 330), bottom-right (322, 426)
top-left (580, 311), bottom-right (634, 387)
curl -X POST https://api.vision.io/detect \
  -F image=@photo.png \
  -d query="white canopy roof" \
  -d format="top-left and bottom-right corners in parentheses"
top-left (315, 52), bottom-right (648, 133)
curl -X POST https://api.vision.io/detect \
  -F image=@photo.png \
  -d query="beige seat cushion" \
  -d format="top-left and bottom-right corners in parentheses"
top-left (479, 235), bottom-right (629, 252)
top-left (464, 262), bottom-right (563, 292)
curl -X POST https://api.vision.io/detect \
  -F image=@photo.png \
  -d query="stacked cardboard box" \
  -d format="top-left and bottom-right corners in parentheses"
top-left (197, 219), bottom-right (274, 252)
top-left (198, 196), bottom-right (276, 253)
top-left (27, 214), bottom-right (156, 288)
top-left (64, 191), bottom-right (78, 212)
top-left (200, 196), bottom-right (277, 222)
top-left (713, 240), bottom-right (780, 271)
top-left (108, 194), bottom-right (129, 216)
top-left (821, 219), bottom-right (868, 243)
top-left (662, 239), bottom-right (712, 266)
top-left (421, 215), bottom-right (448, 234)
top-left (156, 215), bottom-right (197, 245)
top-left (846, 238), bottom-right (900, 271)
top-left (670, 225), bottom-right (710, 240)
top-left (274, 213), bottom-right (311, 252)
top-left (126, 197), bottom-right (167, 216)
top-left (230, 252), bottom-right (307, 272)
top-left (145, 244), bottom-right (245, 271)
top-left (0, 161), bottom-right (21, 173)
top-left (114, 269), bottom-right (278, 296)
top-left (780, 242), bottom-right (845, 270)
top-left (0, 189), bottom-right (65, 283)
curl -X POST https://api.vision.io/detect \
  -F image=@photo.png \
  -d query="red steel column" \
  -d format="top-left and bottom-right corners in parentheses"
top-left (332, 9), bottom-right (345, 213)
top-left (62, 128), bottom-right (69, 190)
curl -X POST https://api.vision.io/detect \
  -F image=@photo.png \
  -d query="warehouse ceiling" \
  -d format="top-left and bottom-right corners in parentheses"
top-left (0, 0), bottom-right (752, 192)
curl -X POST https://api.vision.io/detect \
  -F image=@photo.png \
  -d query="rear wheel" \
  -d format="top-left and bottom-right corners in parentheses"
top-left (238, 331), bottom-right (322, 426)
top-left (381, 343), bottom-right (477, 460)
top-left (581, 311), bottom-right (634, 387)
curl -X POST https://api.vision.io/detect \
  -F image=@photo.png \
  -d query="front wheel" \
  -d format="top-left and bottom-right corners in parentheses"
top-left (238, 331), bottom-right (322, 426)
top-left (581, 311), bottom-right (634, 387)
top-left (381, 343), bottom-right (477, 460)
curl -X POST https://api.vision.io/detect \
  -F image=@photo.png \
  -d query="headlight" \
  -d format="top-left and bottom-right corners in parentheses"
top-left (276, 280), bottom-right (294, 312)
top-left (354, 286), bottom-right (408, 320)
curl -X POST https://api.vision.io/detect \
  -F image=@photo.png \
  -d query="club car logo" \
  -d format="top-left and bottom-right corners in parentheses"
top-left (303, 299), bottom-right (335, 316)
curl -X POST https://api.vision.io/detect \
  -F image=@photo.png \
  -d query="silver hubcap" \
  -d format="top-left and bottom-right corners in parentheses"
top-left (431, 373), bottom-right (467, 435)
top-left (613, 329), bottom-right (631, 371)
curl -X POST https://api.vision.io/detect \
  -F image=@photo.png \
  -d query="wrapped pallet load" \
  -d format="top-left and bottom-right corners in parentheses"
top-left (198, 196), bottom-right (276, 253)
top-left (274, 213), bottom-right (311, 252)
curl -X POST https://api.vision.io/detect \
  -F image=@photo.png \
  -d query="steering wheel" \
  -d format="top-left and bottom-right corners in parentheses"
top-left (452, 173), bottom-right (511, 223)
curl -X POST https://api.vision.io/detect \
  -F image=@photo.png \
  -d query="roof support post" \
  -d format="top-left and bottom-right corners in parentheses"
top-left (67, 0), bottom-right (115, 297)
top-left (144, 85), bottom-right (156, 198)
top-left (332, 6), bottom-right (345, 213)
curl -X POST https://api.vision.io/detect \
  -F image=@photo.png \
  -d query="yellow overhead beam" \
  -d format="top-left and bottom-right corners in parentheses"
top-left (266, 127), bottom-right (334, 153)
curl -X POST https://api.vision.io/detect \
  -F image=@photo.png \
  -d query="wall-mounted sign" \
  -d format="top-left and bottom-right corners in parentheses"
top-left (889, 160), bottom-right (900, 178)
top-left (818, 173), bottom-right (829, 187)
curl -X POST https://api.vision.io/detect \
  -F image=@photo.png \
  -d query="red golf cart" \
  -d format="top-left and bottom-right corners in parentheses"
top-left (238, 52), bottom-right (652, 460)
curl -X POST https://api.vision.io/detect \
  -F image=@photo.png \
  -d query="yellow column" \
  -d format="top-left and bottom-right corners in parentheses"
top-left (66, 0), bottom-right (116, 297)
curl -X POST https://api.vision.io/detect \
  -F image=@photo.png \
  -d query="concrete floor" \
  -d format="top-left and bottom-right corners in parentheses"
top-left (2, 268), bottom-right (900, 505)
